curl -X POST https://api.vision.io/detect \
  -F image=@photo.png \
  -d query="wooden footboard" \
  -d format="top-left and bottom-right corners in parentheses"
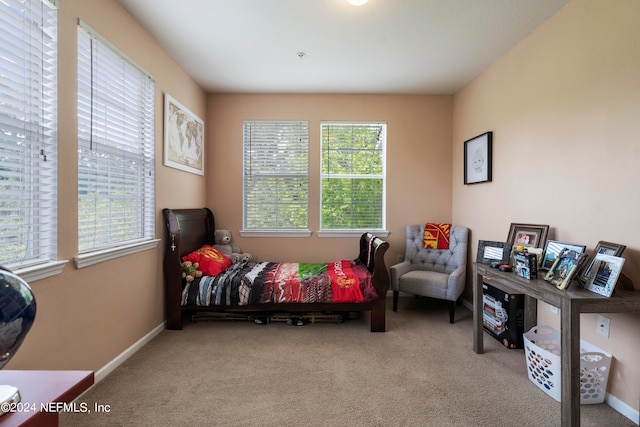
top-left (162, 208), bottom-right (390, 332)
top-left (359, 232), bottom-right (390, 332)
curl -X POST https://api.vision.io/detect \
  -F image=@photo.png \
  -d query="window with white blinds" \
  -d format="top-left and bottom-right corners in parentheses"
top-left (77, 22), bottom-right (155, 255)
top-left (0, 0), bottom-right (58, 269)
top-left (242, 121), bottom-right (309, 232)
top-left (320, 122), bottom-right (386, 232)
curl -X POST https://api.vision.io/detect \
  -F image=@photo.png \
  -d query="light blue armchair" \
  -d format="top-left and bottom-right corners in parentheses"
top-left (390, 224), bottom-right (469, 323)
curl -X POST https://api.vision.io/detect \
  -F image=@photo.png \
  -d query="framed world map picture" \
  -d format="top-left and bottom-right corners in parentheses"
top-left (164, 94), bottom-right (204, 175)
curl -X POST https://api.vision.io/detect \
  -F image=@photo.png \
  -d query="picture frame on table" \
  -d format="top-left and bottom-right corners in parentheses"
top-left (506, 223), bottom-right (549, 266)
top-left (540, 240), bottom-right (587, 271)
top-left (543, 248), bottom-right (586, 291)
top-left (476, 240), bottom-right (509, 265)
top-left (463, 131), bottom-right (492, 185)
top-left (164, 93), bottom-right (205, 176)
top-left (579, 241), bottom-right (626, 283)
top-left (584, 254), bottom-right (625, 297)
top-left (506, 223), bottom-right (549, 249)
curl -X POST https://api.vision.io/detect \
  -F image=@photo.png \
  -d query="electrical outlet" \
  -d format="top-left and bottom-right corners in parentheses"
top-left (597, 315), bottom-right (610, 338)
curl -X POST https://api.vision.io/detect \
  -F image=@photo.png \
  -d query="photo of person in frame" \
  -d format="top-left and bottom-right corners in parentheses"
top-left (544, 248), bottom-right (584, 290)
top-left (515, 231), bottom-right (537, 247)
top-left (548, 259), bottom-right (573, 287)
top-left (464, 132), bottom-right (492, 185)
top-left (466, 144), bottom-right (487, 183)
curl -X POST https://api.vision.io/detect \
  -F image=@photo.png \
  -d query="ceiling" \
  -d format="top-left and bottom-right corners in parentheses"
top-left (117, 0), bottom-right (568, 95)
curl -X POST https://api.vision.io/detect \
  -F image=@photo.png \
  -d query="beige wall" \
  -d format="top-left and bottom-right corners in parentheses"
top-left (8, 0), bottom-right (638, 419)
top-left (206, 94), bottom-right (453, 264)
top-left (453, 0), bottom-right (640, 412)
top-left (9, 0), bottom-right (207, 371)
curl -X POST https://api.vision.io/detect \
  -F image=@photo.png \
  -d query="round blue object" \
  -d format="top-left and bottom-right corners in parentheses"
top-left (0, 268), bottom-right (36, 369)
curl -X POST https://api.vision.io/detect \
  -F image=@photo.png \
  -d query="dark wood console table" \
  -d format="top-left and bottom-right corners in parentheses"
top-left (0, 370), bottom-right (94, 427)
top-left (473, 262), bottom-right (640, 427)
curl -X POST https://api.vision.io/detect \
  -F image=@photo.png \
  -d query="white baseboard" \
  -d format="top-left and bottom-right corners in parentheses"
top-left (94, 322), bottom-right (165, 384)
top-left (606, 393), bottom-right (640, 425)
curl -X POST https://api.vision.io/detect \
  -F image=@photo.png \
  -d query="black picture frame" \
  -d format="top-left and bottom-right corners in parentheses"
top-left (464, 131), bottom-right (492, 185)
top-left (476, 240), bottom-right (509, 265)
top-left (540, 240), bottom-right (586, 271)
top-left (579, 241), bottom-right (626, 283)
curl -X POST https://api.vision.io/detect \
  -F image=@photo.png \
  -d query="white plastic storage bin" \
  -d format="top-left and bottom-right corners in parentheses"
top-left (523, 325), bottom-right (612, 404)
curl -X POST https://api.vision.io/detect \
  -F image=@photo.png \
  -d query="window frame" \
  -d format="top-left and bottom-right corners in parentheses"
top-left (318, 121), bottom-right (388, 238)
top-left (75, 20), bottom-right (158, 268)
top-left (240, 120), bottom-right (311, 237)
top-left (0, 0), bottom-right (66, 281)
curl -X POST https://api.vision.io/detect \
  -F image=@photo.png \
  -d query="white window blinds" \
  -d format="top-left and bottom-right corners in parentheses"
top-left (243, 121), bottom-right (309, 231)
top-left (77, 22), bottom-right (155, 253)
top-left (0, 0), bottom-right (58, 268)
top-left (320, 122), bottom-right (386, 231)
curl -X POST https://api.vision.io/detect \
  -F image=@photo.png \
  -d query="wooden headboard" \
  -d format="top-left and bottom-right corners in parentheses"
top-left (163, 207), bottom-right (215, 257)
top-left (162, 208), bottom-right (215, 326)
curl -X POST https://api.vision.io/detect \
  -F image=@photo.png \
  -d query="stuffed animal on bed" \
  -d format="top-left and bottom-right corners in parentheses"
top-left (212, 229), bottom-right (251, 266)
top-left (181, 261), bottom-right (203, 282)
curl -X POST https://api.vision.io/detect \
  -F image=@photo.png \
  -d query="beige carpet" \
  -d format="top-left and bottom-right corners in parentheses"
top-left (62, 298), bottom-right (635, 426)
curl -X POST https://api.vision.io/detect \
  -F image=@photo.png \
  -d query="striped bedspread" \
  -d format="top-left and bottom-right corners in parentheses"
top-left (181, 259), bottom-right (377, 306)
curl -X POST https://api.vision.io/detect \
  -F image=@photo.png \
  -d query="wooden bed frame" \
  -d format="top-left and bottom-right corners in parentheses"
top-left (162, 208), bottom-right (391, 332)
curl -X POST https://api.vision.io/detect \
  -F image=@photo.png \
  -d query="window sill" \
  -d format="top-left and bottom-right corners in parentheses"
top-left (14, 260), bottom-right (69, 283)
top-left (74, 239), bottom-right (160, 269)
top-left (317, 230), bottom-right (390, 238)
top-left (240, 230), bottom-right (312, 238)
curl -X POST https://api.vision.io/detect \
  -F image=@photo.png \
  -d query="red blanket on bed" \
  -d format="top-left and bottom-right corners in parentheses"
top-left (181, 260), bottom-right (377, 306)
top-left (327, 260), bottom-right (366, 303)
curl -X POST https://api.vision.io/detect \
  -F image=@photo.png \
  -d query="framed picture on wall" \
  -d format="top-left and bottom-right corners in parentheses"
top-left (164, 93), bottom-right (205, 175)
top-left (464, 131), bottom-right (492, 185)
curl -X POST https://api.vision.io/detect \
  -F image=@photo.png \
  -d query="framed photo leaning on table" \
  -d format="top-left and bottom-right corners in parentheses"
top-left (584, 254), bottom-right (625, 297)
top-left (476, 240), bottom-right (509, 265)
top-left (543, 248), bottom-right (586, 291)
top-left (579, 241), bottom-right (626, 283)
top-left (506, 223), bottom-right (549, 266)
top-left (506, 223), bottom-right (549, 249)
top-left (540, 240), bottom-right (586, 271)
